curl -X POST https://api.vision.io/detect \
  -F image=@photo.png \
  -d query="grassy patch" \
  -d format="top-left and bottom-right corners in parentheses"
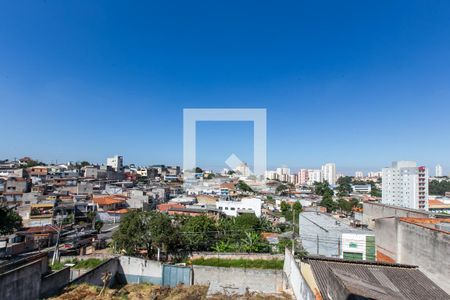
top-left (190, 258), bottom-right (284, 269)
top-left (51, 258), bottom-right (106, 271)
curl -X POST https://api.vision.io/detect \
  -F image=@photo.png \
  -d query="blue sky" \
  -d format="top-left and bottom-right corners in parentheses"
top-left (0, 1), bottom-right (449, 174)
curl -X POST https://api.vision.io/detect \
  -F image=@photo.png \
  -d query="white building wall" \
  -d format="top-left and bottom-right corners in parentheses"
top-left (321, 163), bottom-right (336, 185)
top-left (216, 198), bottom-right (262, 217)
top-left (382, 161), bottom-right (428, 210)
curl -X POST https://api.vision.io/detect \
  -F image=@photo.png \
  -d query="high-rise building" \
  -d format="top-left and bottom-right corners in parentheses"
top-left (265, 170), bottom-right (278, 180)
top-left (107, 155), bottom-right (123, 172)
top-left (308, 169), bottom-right (322, 185)
top-left (355, 171), bottom-right (364, 178)
top-left (321, 163), bottom-right (336, 185)
top-left (235, 162), bottom-right (251, 177)
top-left (276, 167), bottom-right (290, 177)
top-left (288, 174), bottom-right (298, 185)
top-left (368, 171), bottom-right (382, 178)
top-left (382, 161), bottom-right (428, 210)
top-left (435, 164), bottom-right (443, 177)
top-left (298, 169), bottom-right (309, 185)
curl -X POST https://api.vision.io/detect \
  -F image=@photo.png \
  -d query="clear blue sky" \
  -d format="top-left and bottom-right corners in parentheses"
top-left (1, 1), bottom-right (449, 174)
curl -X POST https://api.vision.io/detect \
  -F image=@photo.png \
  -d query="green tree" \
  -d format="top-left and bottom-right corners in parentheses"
top-left (336, 176), bottom-right (353, 197)
top-left (320, 194), bottom-right (337, 213)
top-left (240, 232), bottom-right (269, 253)
top-left (237, 181), bottom-right (254, 193)
top-left (276, 184), bottom-right (288, 195)
top-left (314, 181), bottom-right (333, 196)
top-left (113, 211), bottom-right (180, 259)
top-left (180, 215), bottom-right (217, 252)
top-left (0, 206), bottom-right (22, 235)
top-left (429, 180), bottom-right (450, 195)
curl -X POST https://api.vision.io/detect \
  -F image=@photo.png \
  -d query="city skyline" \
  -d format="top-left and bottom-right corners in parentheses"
top-left (1, 1), bottom-right (450, 171)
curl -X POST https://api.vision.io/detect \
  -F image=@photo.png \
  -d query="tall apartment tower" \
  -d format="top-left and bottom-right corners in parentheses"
top-left (382, 161), bottom-right (428, 210)
top-left (308, 169), bottom-right (323, 185)
top-left (321, 163), bottom-right (336, 185)
top-left (298, 169), bottom-right (309, 185)
top-left (435, 164), bottom-right (443, 177)
top-left (355, 171), bottom-right (364, 178)
top-left (107, 155), bottom-right (123, 172)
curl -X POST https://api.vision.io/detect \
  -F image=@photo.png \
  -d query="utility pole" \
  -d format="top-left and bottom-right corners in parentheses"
top-left (51, 219), bottom-right (63, 266)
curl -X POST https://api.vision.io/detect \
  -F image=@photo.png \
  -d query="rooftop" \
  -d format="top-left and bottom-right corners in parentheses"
top-left (399, 217), bottom-right (450, 234)
top-left (306, 256), bottom-right (449, 300)
top-left (299, 212), bottom-right (372, 258)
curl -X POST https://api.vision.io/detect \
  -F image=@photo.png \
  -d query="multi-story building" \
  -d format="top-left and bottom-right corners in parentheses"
top-left (355, 171), bottom-right (364, 178)
top-left (276, 167), bottom-right (290, 177)
top-left (435, 164), bottom-right (443, 177)
top-left (308, 169), bottom-right (322, 185)
top-left (265, 170), bottom-right (278, 180)
top-left (106, 155), bottom-right (123, 172)
top-left (368, 171), bottom-right (382, 178)
top-left (321, 163), bottom-right (336, 185)
top-left (235, 162), bottom-right (251, 177)
top-left (298, 169), bottom-right (309, 185)
top-left (382, 161), bottom-right (428, 210)
top-left (288, 174), bottom-right (297, 185)
top-left (216, 197), bottom-right (262, 217)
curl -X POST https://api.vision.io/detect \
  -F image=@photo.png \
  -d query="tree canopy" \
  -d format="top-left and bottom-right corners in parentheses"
top-left (0, 206), bottom-right (22, 235)
top-left (336, 176), bottom-right (353, 197)
top-left (113, 210), bottom-right (275, 260)
top-left (237, 181), bottom-right (254, 193)
top-left (429, 180), bottom-right (450, 196)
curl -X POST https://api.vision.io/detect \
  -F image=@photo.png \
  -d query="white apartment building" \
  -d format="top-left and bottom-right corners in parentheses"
top-left (308, 169), bottom-right (322, 185)
top-left (355, 171), bottom-right (364, 178)
top-left (288, 174), bottom-right (298, 185)
top-left (235, 162), bottom-right (251, 177)
top-left (216, 197), bottom-right (262, 217)
top-left (368, 171), bottom-right (382, 178)
top-left (382, 161), bottom-right (428, 210)
top-left (107, 155), bottom-right (123, 172)
top-left (436, 164), bottom-right (443, 177)
top-left (321, 163), bottom-right (336, 185)
top-left (298, 169), bottom-right (309, 185)
top-left (276, 167), bottom-right (290, 177)
top-left (265, 170), bottom-right (278, 180)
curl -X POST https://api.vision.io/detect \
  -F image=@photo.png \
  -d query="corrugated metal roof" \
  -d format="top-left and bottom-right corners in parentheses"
top-left (307, 257), bottom-right (449, 300)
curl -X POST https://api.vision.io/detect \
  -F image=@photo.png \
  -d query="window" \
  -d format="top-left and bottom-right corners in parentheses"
top-left (231, 207), bottom-right (235, 210)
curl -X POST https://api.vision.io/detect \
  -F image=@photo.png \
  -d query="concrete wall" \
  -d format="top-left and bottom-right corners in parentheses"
top-left (191, 252), bottom-right (284, 261)
top-left (397, 221), bottom-right (450, 294)
top-left (193, 265), bottom-right (283, 294)
top-left (374, 217), bottom-right (399, 262)
top-left (117, 256), bottom-right (163, 285)
top-left (363, 202), bottom-right (430, 229)
top-left (40, 267), bottom-right (71, 298)
top-left (70, 258), bottom-right (119, 287)
top-left (283, 249), bottom-right (314, 300)
top-left (0, 259), bottom-right (43, 300)
top-left (375, 217), bottom-right (450, 294)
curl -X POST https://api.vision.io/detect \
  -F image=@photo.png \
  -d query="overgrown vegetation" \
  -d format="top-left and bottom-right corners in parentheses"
top-left (112, 211), bottom-right (280, 260)
top-left (51, 258), bottom-right (106, 271)
top-left (190, 258), bottom-right (284, 269)
top-left (0, 205), bottom-right (22, 235)
top-left (51, 283), bottom-right (291, 300)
